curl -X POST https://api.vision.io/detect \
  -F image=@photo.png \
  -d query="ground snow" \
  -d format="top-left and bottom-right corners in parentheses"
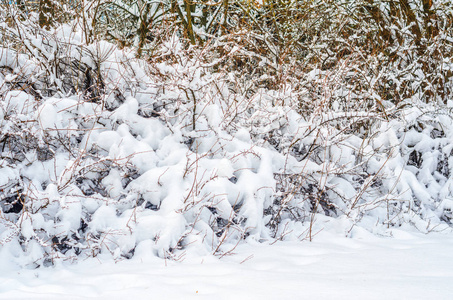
top-left (1, 230), bottom-right (452, 300)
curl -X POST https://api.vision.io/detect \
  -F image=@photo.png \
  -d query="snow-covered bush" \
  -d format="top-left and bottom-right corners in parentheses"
top-left (1, 1), bottom-right (452, 268)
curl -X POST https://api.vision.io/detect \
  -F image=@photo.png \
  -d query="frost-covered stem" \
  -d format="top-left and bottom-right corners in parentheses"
top-left (136, 0), bottom-right (151, 57)
top-left (308, 201), bottom-right (318, 242)
top-left (309, 130), bottom-right (331, 241)
top-left (222, 0), bottom-right (228, 35)
top-left (191, 89), bottom-right (197, 130)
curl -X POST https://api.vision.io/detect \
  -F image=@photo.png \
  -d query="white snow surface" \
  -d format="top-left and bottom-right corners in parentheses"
top-left (1, 229), bottom-right (452, 300)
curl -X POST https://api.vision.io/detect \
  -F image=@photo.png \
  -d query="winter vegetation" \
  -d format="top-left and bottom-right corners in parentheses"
top-left (1, 0), bottom-right (453, 272)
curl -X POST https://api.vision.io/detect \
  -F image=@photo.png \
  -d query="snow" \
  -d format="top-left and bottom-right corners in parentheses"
top-left (1, 230), bottom-right (453, 299)
top-left (1, 7), bottom-right (453, 298)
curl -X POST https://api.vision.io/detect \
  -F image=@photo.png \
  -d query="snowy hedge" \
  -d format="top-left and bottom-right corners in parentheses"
top-left (1, 1), bottom-right (453, 268)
